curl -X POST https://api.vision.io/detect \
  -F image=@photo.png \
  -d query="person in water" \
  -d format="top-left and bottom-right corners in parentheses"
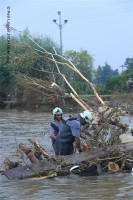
top-left (50, 107), bottom-right (64, 152)
top-left (50, 108), bottom-right (93, 156)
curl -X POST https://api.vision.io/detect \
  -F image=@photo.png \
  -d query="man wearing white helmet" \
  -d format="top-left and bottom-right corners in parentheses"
top-left (54, 109), bottom-right (93, 156)
top-left (79, 110), bottom-right (94, 125)
top-left (50, 107), bottom-right (64, 152)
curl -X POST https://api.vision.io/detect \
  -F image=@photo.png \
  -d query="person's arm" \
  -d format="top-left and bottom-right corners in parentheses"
top-left (50, 135), bottom-right (56, 140)
top-left (75, 137), bottom-right (83, 152)
top-left (50, 124), bottom-right (56, 140)
top-left (75, 136), bottom-right (81, 150)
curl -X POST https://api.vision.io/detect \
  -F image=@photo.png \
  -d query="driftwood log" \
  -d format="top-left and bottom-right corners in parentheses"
top-left (19, 143), bottom-right (39, 163)
top-left (28, 138), bottom-right (50, 159)
top-left (108, 162), bottom-right (120, 173)
top-left (61, 142), bottom-right (133, 164)
top-left (4, 142), bottom-right (133, 179)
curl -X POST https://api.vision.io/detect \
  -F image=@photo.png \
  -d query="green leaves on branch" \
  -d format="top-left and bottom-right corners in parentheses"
top-left (64, 49), bottom-right (94, 94)
top-left (104, 57), bottom-right (133, 94)
top-left (0, 30), bottom-right (61, 99)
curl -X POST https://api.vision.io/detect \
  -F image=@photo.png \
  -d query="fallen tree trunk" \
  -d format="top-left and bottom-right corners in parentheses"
top-left (108, 162), bottom-right (120, 173)
top-left (28, 138), bottom-right (50, 159)
top-left (4, 142), bottom-right (133, 179)
top-left (19, 143), bottom-right (39, 163)
top-left (61, 142), bottom-right (133, 164)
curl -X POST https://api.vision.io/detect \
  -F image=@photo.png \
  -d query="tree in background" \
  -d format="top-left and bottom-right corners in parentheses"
top-left (1, 26), bottom-right (132, 102)
top-left (0, 30), bottom-right (62, 101)
top-left (105, 76), bottom-right (124, 94)
top-left (64, 49), bottom-right (94, 94)
top-left (124, 57), bottom-right (133, 70)
top-left (10, 29), bottom-right (62, 80)
top-left (122, 57), bottom-right (133, 80)
top-left (105, 57), bottom-right (133, 94)
top-left (96, 62), bottom-right (119, 85)
top-left (0, 36), bottom-right (14, 100)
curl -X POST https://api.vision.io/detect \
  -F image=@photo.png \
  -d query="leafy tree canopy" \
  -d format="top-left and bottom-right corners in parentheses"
top-left (64, 49), bottom-right (94, 82)
top-left (104, 57), bottom-right (133, 94)
top-left (0, 29), bottom-right (62, 99)
top-left (124, 57), bottom-right (133, 70)
top-left (96, 62), bottom-right (119, 85)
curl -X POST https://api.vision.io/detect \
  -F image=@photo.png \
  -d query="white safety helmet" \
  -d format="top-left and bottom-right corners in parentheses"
top-left (52, 107), bottom-right (63, 117)
top-left (80, 110), bottom-right (93, 123)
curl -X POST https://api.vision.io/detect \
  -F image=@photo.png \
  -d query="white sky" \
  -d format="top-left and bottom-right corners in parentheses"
top-left (0, 0), bottom-right (133, 72)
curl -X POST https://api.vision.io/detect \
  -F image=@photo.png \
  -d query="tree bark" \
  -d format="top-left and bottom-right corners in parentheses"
top-left (19, 143), bottom-right (39, 163)
top-left (28, 138), bottom-right (50, 159)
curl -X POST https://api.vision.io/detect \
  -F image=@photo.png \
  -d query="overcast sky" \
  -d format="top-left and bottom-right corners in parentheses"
top-left (0, 0), bottom-right (133, 72)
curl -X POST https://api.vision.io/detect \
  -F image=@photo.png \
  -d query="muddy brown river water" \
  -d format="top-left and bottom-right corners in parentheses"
top-left (0, 110), bottom-right (133, 200)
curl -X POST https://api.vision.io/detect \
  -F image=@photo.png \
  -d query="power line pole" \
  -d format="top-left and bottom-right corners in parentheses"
top-left (53, 11), bottom-right (68, 55)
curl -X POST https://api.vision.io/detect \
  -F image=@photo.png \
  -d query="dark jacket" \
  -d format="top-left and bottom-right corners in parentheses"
top-left (55, 118), bottom-right (76, 155)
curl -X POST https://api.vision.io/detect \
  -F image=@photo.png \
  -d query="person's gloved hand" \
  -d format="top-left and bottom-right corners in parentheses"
top-left (78, 148), bottom-right (83, 153)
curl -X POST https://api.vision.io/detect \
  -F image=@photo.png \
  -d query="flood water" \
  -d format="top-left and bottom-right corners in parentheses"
top-left (0, 110), bottom-right (133, 200)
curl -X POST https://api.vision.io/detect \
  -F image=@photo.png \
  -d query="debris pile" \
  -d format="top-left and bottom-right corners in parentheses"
top-left (1, 31), bottom-right (133, 180)
top-left (2, 102), bottom-right (133, 180)
top-left (16, 74), bottom-right (65, 110)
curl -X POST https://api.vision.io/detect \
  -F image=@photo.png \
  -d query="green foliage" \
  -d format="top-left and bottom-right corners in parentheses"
top-left (104, 57), bottom-right (133, 94)
top-left (10, 31), bottom-right (61, 79)
top-left (72, 81), bottom-right (93, 95)
top-left (105, 76), bottom-right (126, 94)
top-left (65, 49), bottom-right (94, 80)
top-left (0, 29), bottom-right (62, 100)
top-left (0, 64), bottom-right (13, 93)
top-left (0, 36), bottom-right (14, 98)
top-left (96, 62), bottom-right (119, 85)
top-left (124, 57), bottom-right (133, 70)
top-left (1, 27), bottom-right (132, 100)
top-left (95, 84), bottom-right (106, 95)
top-left (95, 58), bottom-right (133, 94)
top-left (64, 49), bottom-right (94, 94)
top-left (0, 36), bottom-right (7, 53)
top-left (122, 58), bottom-right (133, 80)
